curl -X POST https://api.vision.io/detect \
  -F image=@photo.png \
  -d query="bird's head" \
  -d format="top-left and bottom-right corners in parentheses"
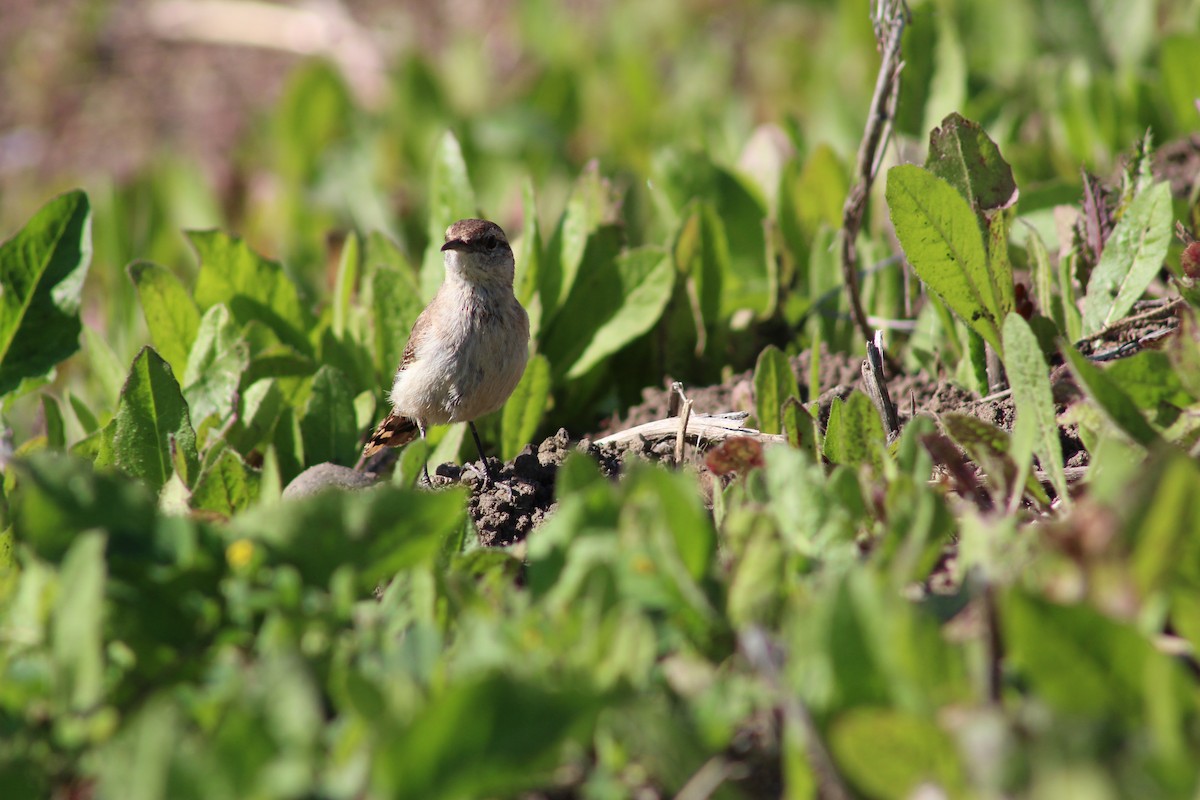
top-left (441, 218), bottom-right (515, 287)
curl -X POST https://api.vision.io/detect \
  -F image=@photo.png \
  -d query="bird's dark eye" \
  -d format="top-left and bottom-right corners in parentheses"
top-left (485, 236), bottom-right (500, 250)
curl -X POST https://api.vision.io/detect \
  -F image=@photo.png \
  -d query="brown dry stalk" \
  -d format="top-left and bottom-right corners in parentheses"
top-left (841, 0), bottom-right (909, 346)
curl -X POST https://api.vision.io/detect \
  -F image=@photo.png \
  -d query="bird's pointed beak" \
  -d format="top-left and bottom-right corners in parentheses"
top-left (441, 239), bottom-right (467, 252)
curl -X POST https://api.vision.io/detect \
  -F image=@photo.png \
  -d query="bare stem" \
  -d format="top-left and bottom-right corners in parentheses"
top-left (841, 0), bottom-right (909, 347)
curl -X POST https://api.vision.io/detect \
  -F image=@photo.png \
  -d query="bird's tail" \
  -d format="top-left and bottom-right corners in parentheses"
top-left (356, 412), bottom-right (420, 470)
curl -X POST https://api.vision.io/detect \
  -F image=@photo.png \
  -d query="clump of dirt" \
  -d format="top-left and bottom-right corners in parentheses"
top-left (433, 429), bottom-right (623, 547)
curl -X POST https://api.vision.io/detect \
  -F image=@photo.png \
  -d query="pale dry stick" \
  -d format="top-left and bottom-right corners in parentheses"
top-left (841, 0), bottom-right (909, 347)
top-left (594, 413), bottom-right (786, 451)
top-left (671, 383), bottom-right (695, 466)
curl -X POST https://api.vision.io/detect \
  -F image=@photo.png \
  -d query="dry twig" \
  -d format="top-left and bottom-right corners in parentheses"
top-left (840, 0), bottom-right (909, 346)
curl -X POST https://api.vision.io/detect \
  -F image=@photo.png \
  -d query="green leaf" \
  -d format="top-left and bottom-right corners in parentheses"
top-left (371, 266), bottom-right (425, 390)
top-left (515, 177), bottom-right (543, 337)
top-left (190, 230), bottom-right (314, 356)
top-left (753, 345), bottom-right (799, 435)
top-left (0, 190), bottom-right (92, 395)
top-left (81, 325), bottom-right (128, 406)
top-left (182, 305), bottom-right (250, 426)
top-left (541, 161), bottom-right (623, 322)
top-left (1004, 589), bottom-right (1182, 717)
top-left (52, 531), bottom-right (106, 710)
top-left (782, 397), bottom-right (819, 458)
top-left (41, 393), bottom-right (65, 448)
top-left (372, 673), bottom-right (598, 799)
top-left (1062, 344), bottom-right (1161, 448)
top-left (300, 365), bottom-right (358, 466)
top-left (420, 131), bottom-right (478, 301)
top-left (127, 260), bottom-right (201, 379)
top-left (501, 353), bottom-right (549, 460)
top-left (886, 165), bottom-right (1003, 351)
top-left (654, 149), bottom-right (769, 316)
top-left (229, 482), bottom-right (467, 590)
top-left (1160, 34), bottom-right (1200, 130)
top-left (925, 112), bottom-right (1018, 213)
top-left (670, 202), bottom-right (727, 363)
top-left (543, 242), bottom-right (675, 379)
top-left (96, 347), bottom-right (200, 492)
top-left (1081, 181), bottom-right (1173, 336)
top-left (331, 231), bottom-right (360, 339)
top-left (829, 709), bottom-right (965, 800)
top-left (1002, 313), bottom-right (1068, 505)
top-left (823, 390), bottom-right (885, 469)
top-left (190, 444), bottom-right (260, 516)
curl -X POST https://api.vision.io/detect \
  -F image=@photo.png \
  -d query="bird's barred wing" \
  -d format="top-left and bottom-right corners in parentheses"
top-left (359, 412), bottom-right (420, 462)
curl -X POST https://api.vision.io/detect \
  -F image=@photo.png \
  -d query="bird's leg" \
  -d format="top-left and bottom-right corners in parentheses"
top-left (468, 421), bottom-right (495, 488)
top-left (418, 421), bottom-right (432, 486)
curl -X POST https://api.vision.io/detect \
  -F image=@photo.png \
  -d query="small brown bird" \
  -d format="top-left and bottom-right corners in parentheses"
top-left (360, 218), bottom-right (530, 486)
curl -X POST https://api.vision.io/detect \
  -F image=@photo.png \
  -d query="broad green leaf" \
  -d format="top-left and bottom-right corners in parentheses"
top-left (0, 190), bottom-right (92, 395)
top-left (182, 305), bottom-right (249, 426)
top-left (671, 202), bottom-right (727, 362)
top-left (332, 231), bottom-right (360, 338)
top-left (190, 230), bottom-right (314, 356)
top-left (420, 131), bottom-right (477, 301)
top-left (300, 365), bottom-right (358, 466)
top-left (886, 165), bottom-right (1002, 351)
top-left (925, 112), bottom-right (1018, 213)
top-left (273, 60), bottom-right (354, 183)
top-left (778, 145), bottom-right (848, 281)
top-left (543, 241), bottom-right (675, 379)
top-left (541, 161), bottom-right (622, 322)
top-left (96, 347), bottom-right (200, 492)
top-left (371, 265), bottom-right (425, 390)
top-left (782, 397), bottom-right (819, 458)
top-left (514, 177), bottom-right (543, 333)
top-left (228, 378), bottom-right (285, 455)
top-left (1081, 181), bottom-right (1172, 336)
top-left (654, 148), bottom-right (770, 316)
top-left (228, 482), bottom-right (467, 590)
top-left (1102, 351), bottom-right (1194, 412)
top-left (81, 326), bottom-right (128, 406)
top-left (501, 353), bottom-right (549, 460)
top-left (1004, 589), bottom-right (1184, 717)
top-left (372, 673), bottom-right (598, 800)
top-left (1167, 311), bottom-right (1200, 401)
top-left (127, 260), bottom-right (200, 379)
top-left (52, 531), bottom-right (106, 710)
top-left (753, 345), bottom-right (799, 435)
top-left (190, 444), bottom-right (260, 516)
top-left (829, 709), bottom-right (965, 800)
top-left (1159, 33), bottom-right (1200, 130)
top-left (1002, 313), bottom-right (1068, 506)
top-left (96, 698), bottom-right (179, 800)
top-left (1062, 344), bottom-right (1161, 448)
top-left (1126, 455), bottom-right (1200, 596)
top-left (1021, 221), bottom-right (1062, 332)
top-left (823, 390), bottom-right (885, 469)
